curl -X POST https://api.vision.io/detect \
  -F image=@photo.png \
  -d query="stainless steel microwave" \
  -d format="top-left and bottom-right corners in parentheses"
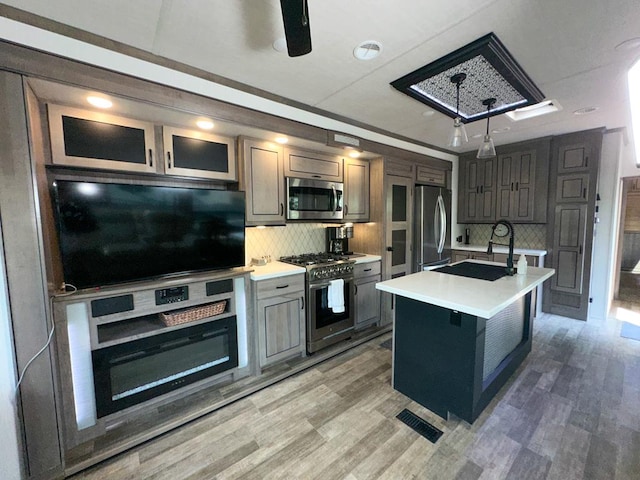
top-left (286, 177), bottom-right (344, 221)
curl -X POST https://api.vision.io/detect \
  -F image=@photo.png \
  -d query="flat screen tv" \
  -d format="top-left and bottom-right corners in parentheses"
top-left (52, 180), bottom-right (245, 289)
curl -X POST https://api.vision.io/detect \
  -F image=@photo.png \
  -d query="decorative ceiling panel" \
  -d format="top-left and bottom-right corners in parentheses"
top-left (391, 33), bottom-right (545, 123)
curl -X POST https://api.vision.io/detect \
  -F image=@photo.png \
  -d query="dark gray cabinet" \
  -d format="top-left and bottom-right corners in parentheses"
top-left (544, 129), bottom-right (603, 320)
top-left (458, 138), bottom-right (550, 224)
top-left (353, 261), bottom-right (381, 329)
top-left (457, 155), bottom-right (496, 223)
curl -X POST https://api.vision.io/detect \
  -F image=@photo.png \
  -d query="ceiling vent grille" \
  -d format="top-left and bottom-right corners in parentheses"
top-left (354, 41), bottom-right (382, 60)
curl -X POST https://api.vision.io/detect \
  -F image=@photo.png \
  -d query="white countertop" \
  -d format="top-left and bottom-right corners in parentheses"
top-left (350, 254), bottom-right (381, 264)
top-left (454, 245), bottom-right (547, 256)
top-left (249, 261), bottom-right (305, 281)
top-left (376, 260), bottom-right (554, 318)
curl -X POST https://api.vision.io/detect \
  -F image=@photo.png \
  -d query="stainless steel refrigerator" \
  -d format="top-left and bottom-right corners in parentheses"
top-left (413, 185), bottom-right (451, 272)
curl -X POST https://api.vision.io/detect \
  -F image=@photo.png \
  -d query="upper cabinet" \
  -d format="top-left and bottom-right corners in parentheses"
top-left (458, 138), bottom-right (550, 224)
top-left (239, 137), bottom-right (286, 226)
top-left (457, 154), bottom-right (496, 223)
top-left (416, 164), bottom-right (447, 187)
top-left (284, 147), bottom-right (343, 181)
top-left (48, 104), bottom-right (156, 174)
top-left (48, 105), bottom-right (237, 181)
top-left (162, 126), bottom-right (236, 181)
top-left (343, 157), bottom-right (370, 222)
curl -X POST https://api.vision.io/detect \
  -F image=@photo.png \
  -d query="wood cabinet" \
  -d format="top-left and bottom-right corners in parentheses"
top-left (239, 137), bottom-right (286, 226)
top-left (353, 261), bottom-right (381, 329)
top-left (458, 138), bottom-right (550, 224)
top-left (543, 129), bottom-right (603, 320)
top-left (457, 154), bottom-right (496, 223)
top-left (162, 126), bottom-right (236, 181)
top-left (254, 274), bottom-right (306, 367)
top-left (416, 164), bottom-right (447, 186)
top-left (452, 250), bottom-right (493, 262)
top-left (284, 146), bottom-right (343, 181)
top-left (48, 104), bottom-right (156, 173)
top-left (496, 149), bottom-right (536, 222)
top-left (343, 157), bottom-right (370, 221)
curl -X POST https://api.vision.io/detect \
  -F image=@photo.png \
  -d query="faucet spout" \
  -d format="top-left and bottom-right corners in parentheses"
top-left (488, 219), bottom-right (515, 275)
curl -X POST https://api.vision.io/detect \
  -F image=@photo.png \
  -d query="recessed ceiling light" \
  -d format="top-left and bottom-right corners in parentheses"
top-left (353, 41), bottom-right (382, 61)
top-left (615, 38), bottom-right (640, 52)
top-left (275, 136), bottom-right (289, 144)
top-left (196, 119), bottom-right (214, 130)
top-left (273, 38), bottom-right (287, 53)
top-left (86, 95), bottom-right (112, 109)
top-left (491, 127), bottom-right (511, 134)
top-left (505, 100), bottom-right (562, 121)
top-left (573, 106), bottom-right (599, 115)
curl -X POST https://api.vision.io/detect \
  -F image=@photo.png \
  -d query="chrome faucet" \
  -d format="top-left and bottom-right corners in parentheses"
top-left (487, 219), bottom-right (515, 275)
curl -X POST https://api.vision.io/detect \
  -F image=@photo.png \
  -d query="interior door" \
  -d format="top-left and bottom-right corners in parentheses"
top-left (385, 175), bottom-right (413, 279)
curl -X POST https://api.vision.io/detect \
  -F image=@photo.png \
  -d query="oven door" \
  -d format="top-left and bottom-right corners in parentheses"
top-left (286, 177), bottom-right (344, 221)
top-left (307, 278), bottom-right (354, 352)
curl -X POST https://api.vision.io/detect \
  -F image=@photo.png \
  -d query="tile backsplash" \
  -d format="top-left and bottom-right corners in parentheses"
top-left (245, 224), bottom-right (327, 264)
top-left (463, 224), bottom-right (547, 250)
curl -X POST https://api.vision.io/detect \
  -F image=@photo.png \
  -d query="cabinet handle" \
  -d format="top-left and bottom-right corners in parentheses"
top-left (280, 203), bottom-right (284, 216)
top-left (312, 175), bottom-right (321, 178)
top-left (516, 182), bottom-right (519, 191)
top-left (301, 296), bottom-right (305, 310)
top-left (364, 268), bottom-right (372, 272)
top-left (583, 188), bottom-right (587, 199)
top-left (344, 204), bottom-right (348, 215)
top-left (511, 182), bottom-right (514, 191)
top-left (579, 245), bottom-right (583, 255)
top-left (476, 186), bottom-right (480, 194)
top-left (386, 246), bottom-right (394, 252)
top-left (167, 152), bottom-right (172, 169)
top-left (148, 149), bottom-right (153, 167)
top-left (585, 156), bottom-right (589, 167)
top-left (480, 185), bottom-right (484, 194)
top-left (276, 284), bottom-right (289, 289)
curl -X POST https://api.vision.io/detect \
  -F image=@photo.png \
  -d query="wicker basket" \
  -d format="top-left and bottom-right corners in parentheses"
top-left (160, 300), bottom-right (227, 326)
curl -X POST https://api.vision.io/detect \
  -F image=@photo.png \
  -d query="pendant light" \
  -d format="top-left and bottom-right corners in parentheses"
top-left (477, 97), bottom-right (497, 159)
top-left (447, 73), bottom-right (468, 148)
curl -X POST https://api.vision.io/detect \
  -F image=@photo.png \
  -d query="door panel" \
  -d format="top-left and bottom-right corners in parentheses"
top-left (552, 204), bottom-right (587, 294)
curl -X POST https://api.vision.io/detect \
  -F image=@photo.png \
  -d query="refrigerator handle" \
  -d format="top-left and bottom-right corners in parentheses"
top-left (437, 194), bottom-right (447, 254)
top-left (419, 189), bottom-right (425, 269)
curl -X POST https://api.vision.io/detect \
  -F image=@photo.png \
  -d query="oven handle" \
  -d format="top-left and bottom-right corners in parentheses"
top-left (332, 185), bottom-right (338, 215)
top-left (309, 278), bottom-right (354, 289)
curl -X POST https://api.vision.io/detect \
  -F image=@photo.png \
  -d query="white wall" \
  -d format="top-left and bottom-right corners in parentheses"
top-left (0, 222), bottom-right (23, 480)
top-left (590, 132), bottom-right (624, 320)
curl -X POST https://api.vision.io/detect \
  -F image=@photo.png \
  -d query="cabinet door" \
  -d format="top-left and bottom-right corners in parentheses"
top-left (452, 250), bottom-right (472, 262)
top-left (257, 293), bottom-right (305, 367)
top-left (557, 142), bottom-right (592, 173)
top-left (556, 173), bottom-right (590, 203)
top-left (551, 204), bottom-right (587, 294)
top-left (416, 164), bottom-right (446, 186)
top-left (497, 150), bottom-right (536, 221)
top-left (163, 126), bottom-right (236, 181)
top-left (354, 276), bottom-right (380, 329)
top-left (240, 138), bottom-right (285, 226)
top-left (458, 156), bottom-right (496, 223)
top-left (48, 104), bottom-right (156, 173)
top-left (283, 147), bottom-right (343, 181)
top-left (385, 175), bottom-right (413, 279)
top-left (344, 158), bottom-right (370, 221)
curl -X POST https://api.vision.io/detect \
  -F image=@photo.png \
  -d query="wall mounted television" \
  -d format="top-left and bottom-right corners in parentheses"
top-left (52, 180), bottom-right (245, 290)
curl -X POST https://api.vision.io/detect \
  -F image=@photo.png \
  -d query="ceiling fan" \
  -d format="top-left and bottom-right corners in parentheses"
top-left (280, 0), bottom-right (312, 57)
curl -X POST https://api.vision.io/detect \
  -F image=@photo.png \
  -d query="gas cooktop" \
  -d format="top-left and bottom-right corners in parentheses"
top-left (279, 252), bottom-right (352, 267)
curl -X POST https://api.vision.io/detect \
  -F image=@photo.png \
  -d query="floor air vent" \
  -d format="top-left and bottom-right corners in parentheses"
top-left (396, 409), bottom-right (443, 443)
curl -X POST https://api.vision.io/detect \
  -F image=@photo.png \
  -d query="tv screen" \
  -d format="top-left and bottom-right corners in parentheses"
top-left (52, 180), bottom-right (245, 289)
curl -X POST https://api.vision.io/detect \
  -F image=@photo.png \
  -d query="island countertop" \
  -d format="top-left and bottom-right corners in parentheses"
top-left (376, 260), bottom-right (555, 318)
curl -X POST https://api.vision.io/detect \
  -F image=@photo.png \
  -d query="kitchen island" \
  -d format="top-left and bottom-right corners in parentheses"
top-left (376, 260), bottom-right (554, 423)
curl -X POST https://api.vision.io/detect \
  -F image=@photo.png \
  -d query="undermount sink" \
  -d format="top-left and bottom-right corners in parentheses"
top-left (434, 261), bottom-right (512, 281)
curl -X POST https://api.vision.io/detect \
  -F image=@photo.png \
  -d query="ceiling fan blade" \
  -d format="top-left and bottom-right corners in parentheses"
top-left (280, 0), bottom-right (312, 57)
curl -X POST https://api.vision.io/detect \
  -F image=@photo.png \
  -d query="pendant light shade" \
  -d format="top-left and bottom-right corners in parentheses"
top-left (477, 98), bottom-right (497, 159)
top-left (447, 73), bottom-right (468, 148)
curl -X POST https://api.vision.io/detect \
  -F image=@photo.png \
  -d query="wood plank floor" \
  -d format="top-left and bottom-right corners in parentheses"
top-left (70, 310), bottom-right (640, 480)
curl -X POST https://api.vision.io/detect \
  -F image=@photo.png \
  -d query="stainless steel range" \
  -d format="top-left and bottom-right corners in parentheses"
top-left (280, 253), bottom-right (355, 353)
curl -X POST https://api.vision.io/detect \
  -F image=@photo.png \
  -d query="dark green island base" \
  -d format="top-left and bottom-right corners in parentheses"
top-left (392, 292), bottom-right (533, 424)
